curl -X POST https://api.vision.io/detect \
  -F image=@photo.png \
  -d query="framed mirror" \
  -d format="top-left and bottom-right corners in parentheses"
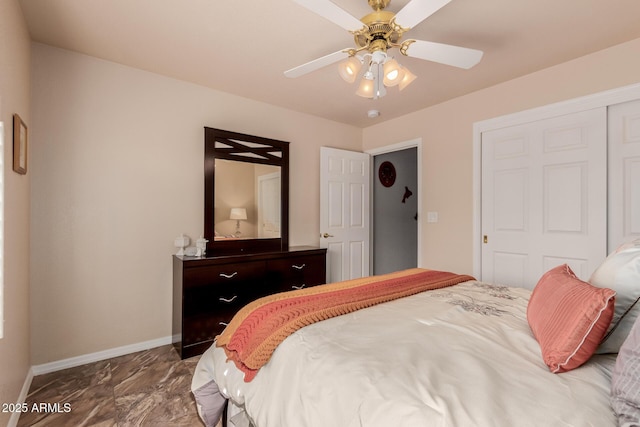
top-left (204, 128), bottom-right (289, 256)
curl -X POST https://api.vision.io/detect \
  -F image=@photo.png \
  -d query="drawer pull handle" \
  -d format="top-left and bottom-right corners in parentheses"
top-left (219, 321), bottom-right (229, 327)
top-left (219, 272), bottom-right (238, 279)
top-left (292, 264), bottom-right (306, 270)
top-left (219, 295), bottom-right (238, 303)
top-left (292, 284), bottom-right (306, 290)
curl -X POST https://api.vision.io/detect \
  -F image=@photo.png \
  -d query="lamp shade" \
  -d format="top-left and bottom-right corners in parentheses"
top-left (356, 78), bottom-right (375, 98)
top-left (399, 68), bottom-right (417, 91)
top-left (338, 57), bottom-right (362, 84)
top-left (230, 208), bottom-right (247, 220)
top-left (383, 59), bottom-right (405, 87)
top-left (400, 68), bottom-right (416, 90)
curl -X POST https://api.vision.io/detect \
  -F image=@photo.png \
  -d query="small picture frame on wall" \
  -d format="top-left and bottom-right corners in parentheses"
top-left (13, 113), bottom-right (27, 175)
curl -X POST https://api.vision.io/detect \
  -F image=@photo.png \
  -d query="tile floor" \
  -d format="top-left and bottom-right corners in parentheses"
top-left (17, 344), bottom-right (212, 426)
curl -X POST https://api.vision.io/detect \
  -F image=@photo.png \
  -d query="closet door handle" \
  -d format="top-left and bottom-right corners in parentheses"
top-left (219, 272), bottom-right (238, 279)
top-left (292, 264), bottom-right (306, 270)
top-left (291, 284), bottom-right (306, 290)
top-left (219, 295), bottom-right (238, 303)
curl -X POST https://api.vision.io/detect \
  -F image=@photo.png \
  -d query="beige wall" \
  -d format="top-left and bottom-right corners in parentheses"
top-left (29, 43), bottom-right (362, 364)
top-left (17, 21), bottom-right (640, 372)
top-left (363, 37), bottom-right (640, 276)
top-left (0, 0), bottom-right (31, 424)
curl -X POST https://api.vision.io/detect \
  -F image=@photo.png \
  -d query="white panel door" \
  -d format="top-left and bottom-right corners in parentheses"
top-left (608, 99), bottom-right (640, 250)
top-left (320, 147), bottom-right (370, 283)
top-left (481, 108), bottom-right (607, 288)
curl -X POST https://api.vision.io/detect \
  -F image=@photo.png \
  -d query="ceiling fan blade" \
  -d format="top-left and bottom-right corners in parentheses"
top-left (284, 50), bottom-right (350, 78)
top-left (394, 0), bottom-right (452, 29)
top-left (293, 0), bottom-right (364, 32)
top-left (404, 40), bottom-right (483, 69)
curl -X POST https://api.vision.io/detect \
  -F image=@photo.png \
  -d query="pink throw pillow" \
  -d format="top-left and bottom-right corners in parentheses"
top-left (527, 264), bottom-right (616, 373)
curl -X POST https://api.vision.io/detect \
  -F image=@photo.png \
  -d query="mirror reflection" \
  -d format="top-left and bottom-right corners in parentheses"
top-left (214, 159), bottom-right (281, 240)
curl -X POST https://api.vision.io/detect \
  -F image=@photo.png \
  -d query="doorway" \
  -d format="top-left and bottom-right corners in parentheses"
top-left (371, 147), bottom-right (419, 275)
top-left (320, 140), bottom-right (422, 281)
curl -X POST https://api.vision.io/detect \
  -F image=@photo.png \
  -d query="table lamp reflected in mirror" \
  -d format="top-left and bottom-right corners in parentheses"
top-left (230, 208), bottom-right (247, 237)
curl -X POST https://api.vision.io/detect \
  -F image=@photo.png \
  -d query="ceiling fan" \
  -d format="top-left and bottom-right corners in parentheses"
top-left (284, 0), bottom-right (483, 99)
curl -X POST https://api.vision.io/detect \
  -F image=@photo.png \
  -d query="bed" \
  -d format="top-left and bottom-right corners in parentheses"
top-left (191, 240), bottom-right (640, 427)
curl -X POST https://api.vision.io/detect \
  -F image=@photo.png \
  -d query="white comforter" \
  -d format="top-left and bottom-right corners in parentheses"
top-left (193, 280), bottom-right (616, 427)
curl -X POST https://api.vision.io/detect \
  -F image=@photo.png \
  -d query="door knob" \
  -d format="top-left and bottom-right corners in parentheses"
top-left (322, 233), bottom-right (334, 238)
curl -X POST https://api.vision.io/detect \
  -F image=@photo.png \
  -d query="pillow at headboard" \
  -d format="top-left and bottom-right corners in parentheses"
top-left (527, 264), bottom-right (616, 373)
top-left (590, 239), bottom-right (640, 354)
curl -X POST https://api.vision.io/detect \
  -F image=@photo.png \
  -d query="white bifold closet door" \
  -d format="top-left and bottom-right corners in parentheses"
top-left (608, 99), bottom-right (640, 251)
top-left (481, 108), bottom-right (607, 289)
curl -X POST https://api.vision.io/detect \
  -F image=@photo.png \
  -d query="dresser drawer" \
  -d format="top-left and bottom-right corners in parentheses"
top-left (183, 280), bottom-right (248, 316)
top-left (181, 261), bottom-right (266, 350)
top-left (184, 260), bottom-right (265, 288)
top-left (267, 254), bottom-right (326, 292)
top-left (182, 279), bottom-right (247, 341)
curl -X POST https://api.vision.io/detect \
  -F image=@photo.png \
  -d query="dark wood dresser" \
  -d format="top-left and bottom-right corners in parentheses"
top-left (172, 246), bottom-right (327, 358)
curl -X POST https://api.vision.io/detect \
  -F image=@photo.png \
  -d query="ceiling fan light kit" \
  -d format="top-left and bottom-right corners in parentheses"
top-left (382, 58), bottom-right (403, 87)
top-left (398, 68), bottom-right (417, 91)
top-left (337, 56), bottom-right (362, 83)
top-left (357, 77), bottom-right (376, 98)
top-left (343, 51), bottom-right (406, 99)
top-left (286, 0), bottom-right (483, 100)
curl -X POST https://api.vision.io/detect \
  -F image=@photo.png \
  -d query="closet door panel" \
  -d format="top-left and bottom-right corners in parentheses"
top-left (481, 108), bottom-right (607, 288)
top-left (609, 100), bottom-right (640, 250)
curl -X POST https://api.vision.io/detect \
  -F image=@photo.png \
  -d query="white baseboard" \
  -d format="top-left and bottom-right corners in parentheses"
top-left (7, 368), bottom-right (34, 427)
top-left (31, 335), bottom-right (174, 376)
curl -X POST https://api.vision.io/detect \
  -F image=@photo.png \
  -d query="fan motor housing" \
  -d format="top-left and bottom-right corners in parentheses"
top-left (368, 0), bottom-right (391, 10)
top-left (355, 10), bottom-right (403, 51)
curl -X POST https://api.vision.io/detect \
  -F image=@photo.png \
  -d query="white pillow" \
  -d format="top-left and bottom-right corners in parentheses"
top-left (590, 239), bottom-right (640, 354)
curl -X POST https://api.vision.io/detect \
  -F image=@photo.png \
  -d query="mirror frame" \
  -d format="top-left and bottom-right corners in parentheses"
top-left (204, 127), bottom-right (289, 256)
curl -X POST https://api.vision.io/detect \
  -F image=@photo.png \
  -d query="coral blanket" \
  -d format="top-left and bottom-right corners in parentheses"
top-left (216, 268), bottom-right (475, 381)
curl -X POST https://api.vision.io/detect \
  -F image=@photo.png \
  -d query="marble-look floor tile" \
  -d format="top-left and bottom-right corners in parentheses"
top-left (18, 361), bottom-right (116, 427)
top-left (184, 354), bottom-right (201, 376)
top-left (115, 379), bottom-right (202, 426)
top-left (18, 345), bottom-right (205, 427)
top-left (29, 360), bottom-right (112, 392)
top-left (114, 364), bottom-right (199, 426)
top-left (113, 357), bottom-right (191, 397)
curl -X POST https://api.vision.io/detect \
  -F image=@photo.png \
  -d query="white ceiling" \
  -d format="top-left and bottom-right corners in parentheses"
top-left (19, 0), bottom-right (640, 128)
